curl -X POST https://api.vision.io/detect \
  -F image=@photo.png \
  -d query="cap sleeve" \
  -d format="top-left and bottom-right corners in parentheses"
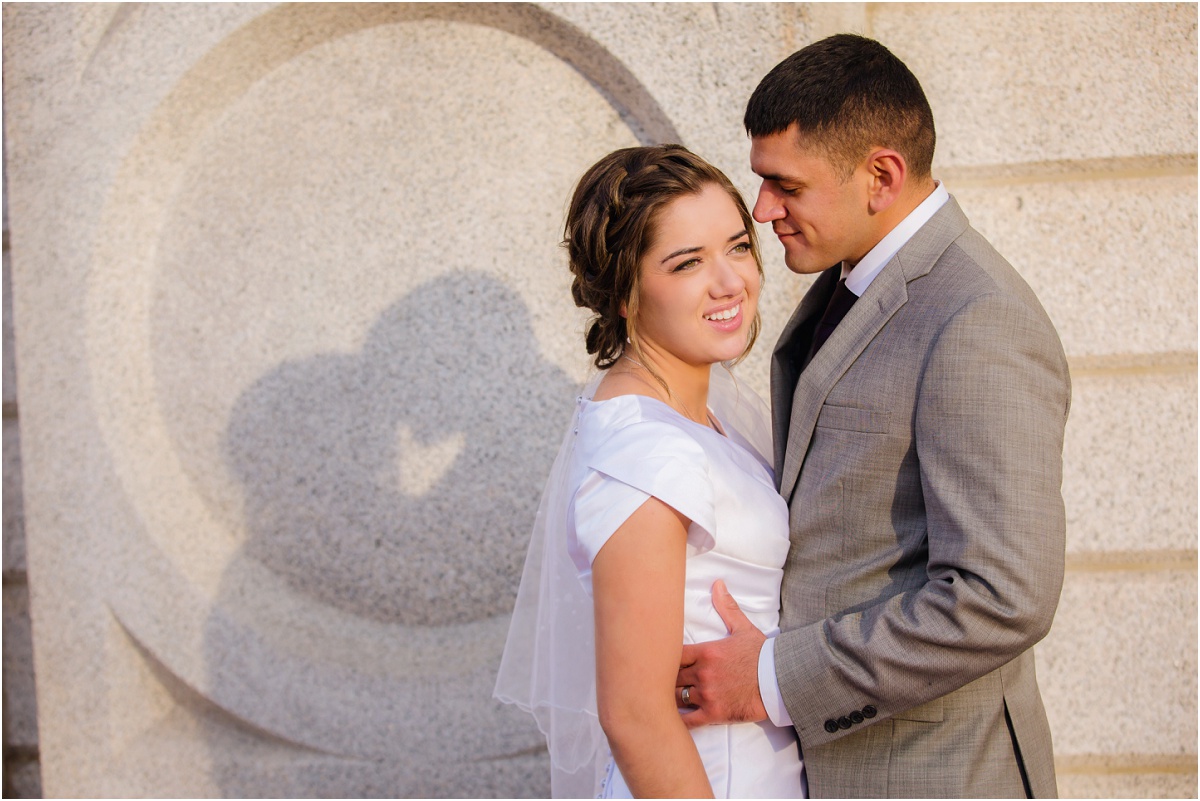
top-left (570, 417), bottom-right (717, 573)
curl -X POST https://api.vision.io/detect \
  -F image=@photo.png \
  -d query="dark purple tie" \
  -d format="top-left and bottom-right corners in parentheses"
top-left (809, 278), bottom-right (858, 358)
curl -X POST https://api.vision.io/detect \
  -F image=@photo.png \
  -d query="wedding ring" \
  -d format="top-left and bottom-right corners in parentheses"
top-left (681, 686), bottom-right (692, 706)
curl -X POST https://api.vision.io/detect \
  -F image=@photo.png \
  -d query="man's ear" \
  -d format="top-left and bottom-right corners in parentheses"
top-left (865, 148), bottom-right (907, 214)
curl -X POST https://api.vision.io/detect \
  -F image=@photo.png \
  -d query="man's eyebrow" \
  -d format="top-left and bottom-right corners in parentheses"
top-left (659, 230), bottom-right (750, 265)
top-left (758, 171), bottom-right (804, 186)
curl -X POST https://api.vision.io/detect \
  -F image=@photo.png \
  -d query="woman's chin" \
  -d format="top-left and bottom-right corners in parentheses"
top-left (702, 343), bottom-right (751, 366)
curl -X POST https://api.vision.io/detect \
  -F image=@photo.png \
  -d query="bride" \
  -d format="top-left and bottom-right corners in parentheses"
top-left (495, 145), bottom-right (806, 798)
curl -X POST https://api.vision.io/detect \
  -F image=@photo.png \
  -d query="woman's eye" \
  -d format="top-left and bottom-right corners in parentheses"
top-left (731, 242), bottom-right (752, 254)
top-left (672, 259), bottom-right (699, 272)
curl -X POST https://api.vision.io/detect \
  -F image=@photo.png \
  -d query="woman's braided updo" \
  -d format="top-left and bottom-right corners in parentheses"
top-left (564, 144), bottom-right (762, 372)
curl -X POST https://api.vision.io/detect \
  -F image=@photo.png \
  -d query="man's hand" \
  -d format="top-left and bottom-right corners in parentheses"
top-left (676, 580), bottom-right (768, 729)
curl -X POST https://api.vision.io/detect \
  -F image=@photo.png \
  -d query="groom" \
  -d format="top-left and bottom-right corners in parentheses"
top-left (678, 34), bottom-right (1070, 797)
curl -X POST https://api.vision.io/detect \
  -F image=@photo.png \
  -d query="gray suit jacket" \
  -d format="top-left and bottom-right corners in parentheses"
top-left (771, 198), bottom-right (1069, 798)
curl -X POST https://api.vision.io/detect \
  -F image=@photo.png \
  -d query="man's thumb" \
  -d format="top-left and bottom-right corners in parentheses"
top-left (712, 579), bottom-right (749, 633)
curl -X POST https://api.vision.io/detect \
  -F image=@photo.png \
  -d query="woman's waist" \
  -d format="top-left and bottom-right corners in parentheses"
top-left (683, 717), bottom-right (799, 751)
top-left (682, 587), bottom-right (780, 643)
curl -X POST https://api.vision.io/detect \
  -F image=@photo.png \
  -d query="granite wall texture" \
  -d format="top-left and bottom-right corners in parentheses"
top-left (2, 2), bottom-right (1195, 797)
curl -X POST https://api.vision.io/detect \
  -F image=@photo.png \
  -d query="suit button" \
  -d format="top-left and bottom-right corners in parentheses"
top-left (824, 719), bottom-right (839, 734)
top-left (850, 710), bottom-right (864, 724)
top-left (862, 705), bottom-right (877, 718)
top-left (837, 716), bottom-right (852, 729)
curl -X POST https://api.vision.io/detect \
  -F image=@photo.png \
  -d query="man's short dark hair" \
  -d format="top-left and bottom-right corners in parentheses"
top-left (745, 34), bottom-right (935, 181)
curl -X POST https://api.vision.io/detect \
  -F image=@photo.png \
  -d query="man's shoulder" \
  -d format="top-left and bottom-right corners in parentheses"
top-left (908, 197), bottom-right (1002, 276)
top-left (908, 205), bottom-right (1043, 311)
top-left (890, 209), bottom-right (1063, 350)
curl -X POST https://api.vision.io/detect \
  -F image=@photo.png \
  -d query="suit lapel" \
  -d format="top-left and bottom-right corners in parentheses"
top-left (771, 268), bottom-right (839, 483)
top-left (773, 196), bottom-right (972, 502)
top-left (776, 262), bottom-right (909, 500)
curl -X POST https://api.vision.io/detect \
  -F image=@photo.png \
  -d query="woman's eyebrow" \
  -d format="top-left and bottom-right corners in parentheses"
top-left (660, 230), bottom-right (749, 265)
top-left (660, 245), bottom-right (702, 265)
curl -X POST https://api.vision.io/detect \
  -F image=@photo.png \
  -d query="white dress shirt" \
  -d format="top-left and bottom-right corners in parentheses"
top-left (757, 181), bottom-right (949, 728)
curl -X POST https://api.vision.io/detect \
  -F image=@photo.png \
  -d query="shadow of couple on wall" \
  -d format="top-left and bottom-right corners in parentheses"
top-left (211, 270), bottom-right (575, 796)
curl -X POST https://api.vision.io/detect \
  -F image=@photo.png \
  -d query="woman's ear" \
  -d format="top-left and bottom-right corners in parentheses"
top-left (619, 301), bottom-right (627, 319)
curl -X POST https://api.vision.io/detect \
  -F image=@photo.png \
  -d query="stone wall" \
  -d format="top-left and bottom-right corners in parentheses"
top-left (2, 3), bottom-right (1195, 797)
top-left (4, 172), bottom-right (41, 797)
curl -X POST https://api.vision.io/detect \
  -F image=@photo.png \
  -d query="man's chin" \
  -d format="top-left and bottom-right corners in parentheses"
top-left (784, 255), bottom-right (830, 275)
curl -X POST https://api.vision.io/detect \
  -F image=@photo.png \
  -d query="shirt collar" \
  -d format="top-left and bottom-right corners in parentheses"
top-left (842, 181), bottom-right (949, 297)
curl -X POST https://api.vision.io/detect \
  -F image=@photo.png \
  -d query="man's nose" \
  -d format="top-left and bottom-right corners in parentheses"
top-left (752, 185), bottom-right (784, 224)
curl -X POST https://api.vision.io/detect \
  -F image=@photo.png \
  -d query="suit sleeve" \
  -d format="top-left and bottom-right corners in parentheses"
top-left (774, 289), bottom-right (1071, 748)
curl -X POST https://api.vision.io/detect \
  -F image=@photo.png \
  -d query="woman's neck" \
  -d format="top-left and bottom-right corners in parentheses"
top-left (621, 347), bottom-right (712, 426)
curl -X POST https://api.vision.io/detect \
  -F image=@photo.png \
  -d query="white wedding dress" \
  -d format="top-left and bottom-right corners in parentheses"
top-left (495, 369), bottom-right (806, 798)
top-left (571, 389), bottom-right (806, 799)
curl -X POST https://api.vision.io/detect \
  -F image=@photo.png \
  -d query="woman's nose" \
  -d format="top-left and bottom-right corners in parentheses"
top-left (712, 256), bottom-right (747, 297)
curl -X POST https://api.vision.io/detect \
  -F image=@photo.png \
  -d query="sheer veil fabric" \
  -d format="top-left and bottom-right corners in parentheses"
top-left (493, 364), bottom-right (771, 797)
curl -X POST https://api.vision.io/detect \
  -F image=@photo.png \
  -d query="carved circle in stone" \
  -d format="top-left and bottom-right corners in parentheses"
top-left (86, 3), bottom-right (677, 767)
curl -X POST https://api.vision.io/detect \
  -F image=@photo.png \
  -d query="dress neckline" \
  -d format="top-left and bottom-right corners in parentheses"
top-left (583, 392), bottom-right (727, 437)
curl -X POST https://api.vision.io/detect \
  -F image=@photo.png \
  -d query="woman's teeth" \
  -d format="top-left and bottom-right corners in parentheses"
top-left (704, 304), bottom-right (740, 322)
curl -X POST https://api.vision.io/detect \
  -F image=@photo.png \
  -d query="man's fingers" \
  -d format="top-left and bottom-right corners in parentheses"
top-left (711, 579), bottom-right (752, 634)
top-left (677, 665), bottom-right (698, 688)
top-left (682, 707), bottom-right (712, 729)
top-left (678, 644), bottom-right (703, 689)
